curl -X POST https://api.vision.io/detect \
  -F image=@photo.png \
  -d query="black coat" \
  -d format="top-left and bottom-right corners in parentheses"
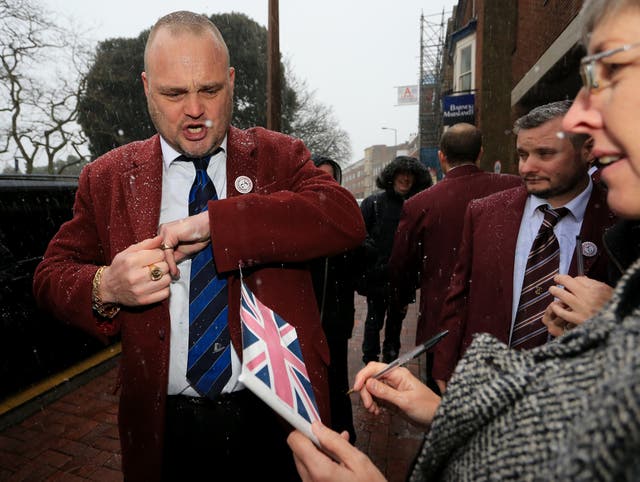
top-left (604, 218), bottom-right (640, 284)
top-left (357, 189), bottom-right (408, 298)
top-left (310, 250), bottom-right (360, 339)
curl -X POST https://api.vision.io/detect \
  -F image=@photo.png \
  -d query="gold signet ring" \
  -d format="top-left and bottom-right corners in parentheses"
top-left (149, 264), bottom-right (163, 281)
top-left (160, 243), bottom-right (172, 250)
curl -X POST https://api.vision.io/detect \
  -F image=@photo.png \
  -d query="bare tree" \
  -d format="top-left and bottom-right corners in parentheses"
top-left (284, 66), bottom-right (352, 166)
top-left (0, 0), bottom-right (90, 174)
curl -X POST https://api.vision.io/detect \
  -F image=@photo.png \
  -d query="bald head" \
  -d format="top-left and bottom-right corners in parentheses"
top-left (144, 11), bottom-right (230, 71)
top-left (439, 123), bottom-right (482, 166)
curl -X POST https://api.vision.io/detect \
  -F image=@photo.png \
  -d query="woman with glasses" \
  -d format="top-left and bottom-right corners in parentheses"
top-left (287, 1), bottom-right (640, 480)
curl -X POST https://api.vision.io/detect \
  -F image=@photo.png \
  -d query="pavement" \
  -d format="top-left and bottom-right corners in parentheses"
top-left (0, 294), bottom-right (424, 481)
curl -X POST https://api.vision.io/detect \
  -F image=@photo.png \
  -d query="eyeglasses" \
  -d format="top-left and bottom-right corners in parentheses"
top-left (580, 42), bottom-right (640, 91)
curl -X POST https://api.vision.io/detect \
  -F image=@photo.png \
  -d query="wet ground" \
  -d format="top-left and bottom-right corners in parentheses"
top-left (0, 293), bottom-right (425, 481)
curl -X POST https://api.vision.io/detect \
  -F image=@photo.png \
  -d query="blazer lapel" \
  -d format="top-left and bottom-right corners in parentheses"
top-left (575, 181), bottom-right (616, 275)
top-left (121, 136), bottom-right (163, 243)
top-left (497, 187), bottom-right (528, 326)
top-left (224, 127), bottom-right (258, 354)
top-left (226, 126), bottom-right (258, 199)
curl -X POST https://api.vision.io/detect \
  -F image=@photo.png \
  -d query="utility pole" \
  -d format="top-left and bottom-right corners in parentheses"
top-left (267, 0), bottom-right (281, 131)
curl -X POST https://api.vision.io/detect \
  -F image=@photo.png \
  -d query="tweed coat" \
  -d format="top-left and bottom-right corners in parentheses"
top-left (389, 164), bottom-right (522, 345)
top-left (33, 126), bottom-right (365, 481)
top-left (410, 254), bottom-right (640, 481)
top-left (432, 183), bottom-right (616, 381)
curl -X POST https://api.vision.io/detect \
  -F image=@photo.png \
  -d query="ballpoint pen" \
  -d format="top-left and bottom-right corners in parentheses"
top-left (347, 330), bottom-right (449, 395)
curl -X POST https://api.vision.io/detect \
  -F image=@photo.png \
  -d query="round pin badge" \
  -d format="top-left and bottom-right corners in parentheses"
top-left (581, 241), bottom-right (597, 257)
top-left (234, 175), bottom-right (253, 194)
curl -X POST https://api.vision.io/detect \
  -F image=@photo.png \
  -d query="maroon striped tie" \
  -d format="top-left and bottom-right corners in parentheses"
top-left (511, 206), bottom-right (569, 349)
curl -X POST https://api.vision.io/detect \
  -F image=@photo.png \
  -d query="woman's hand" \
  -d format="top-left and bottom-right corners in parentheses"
top-left (352, 362), bottom-right (441, 428)
top-left (544, 274), bottom-right (613, 335)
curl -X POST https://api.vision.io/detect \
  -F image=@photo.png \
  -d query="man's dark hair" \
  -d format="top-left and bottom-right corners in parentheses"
top-left (513, 100), bottom-right (589, 150)
top-left (312, 155), bottom-right (342, 184)
top-left (375, 156), bottom-right (431, 195)
top-left (439, 123), bottom-right (482, 165)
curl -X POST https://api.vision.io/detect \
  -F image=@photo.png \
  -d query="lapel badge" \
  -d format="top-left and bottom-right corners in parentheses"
top-left (581, 241), bottom-right (597, 257)
top-left (234, 175), bottom-right (253, 194)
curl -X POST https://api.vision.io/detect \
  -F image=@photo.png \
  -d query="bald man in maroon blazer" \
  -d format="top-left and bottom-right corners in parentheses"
top-left (34, 127), bottom-right (365, 479)
top-left (33, 12), bottom-right (365, 481)
top-left (432, 102), bottom-right (616, 384)
top-left (389, 124), bottom-right (522, 347)
top-left (388, 124), bottom-right (522, 390)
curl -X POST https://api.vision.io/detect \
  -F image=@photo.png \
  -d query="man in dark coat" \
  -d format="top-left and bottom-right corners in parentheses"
top-left (309, 155), bottom-right (361, 443)
top-left (359, 156), bottom-right (431, 364)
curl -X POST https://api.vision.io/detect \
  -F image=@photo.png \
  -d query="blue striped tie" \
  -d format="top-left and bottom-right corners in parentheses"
top-left (184, 155), bottom-right (231, 399)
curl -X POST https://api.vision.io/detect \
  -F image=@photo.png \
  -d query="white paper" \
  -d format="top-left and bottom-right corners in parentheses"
top-left (239, 369), bottom-right (320, 446)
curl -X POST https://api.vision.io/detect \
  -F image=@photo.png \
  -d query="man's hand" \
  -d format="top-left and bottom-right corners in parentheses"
top-left (99, 236), bottom-right (171, 307)
top-left (352, 362), bottom-right (441, 428)
top-left (287, 422), bottom-right (386, 482)
top-left (544, 274), bottom-right (613, 335)
top-left (157, 212), bottom-right (211, 277)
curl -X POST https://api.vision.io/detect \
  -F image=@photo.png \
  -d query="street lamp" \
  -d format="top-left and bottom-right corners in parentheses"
top-left (381, 126), bottom-right (397, 146)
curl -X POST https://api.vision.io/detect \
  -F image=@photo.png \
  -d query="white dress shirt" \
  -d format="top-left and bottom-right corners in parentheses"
top-left (509, 178), bottom-right (593, 345)
top-left (158, 136), bottom-right (243, 396)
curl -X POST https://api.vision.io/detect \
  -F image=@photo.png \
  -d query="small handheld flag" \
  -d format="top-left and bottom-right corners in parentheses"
top-left (238, 279), bottom-right (321, 445)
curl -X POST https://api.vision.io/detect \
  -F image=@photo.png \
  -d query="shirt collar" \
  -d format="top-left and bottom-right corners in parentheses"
top-left (527, 176), bottom-right (593, 220)
top-left (160, 135), bottom-right (228, 170)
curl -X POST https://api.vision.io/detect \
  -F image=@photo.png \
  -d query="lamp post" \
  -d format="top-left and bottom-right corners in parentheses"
top-left (381, 126), bottom-right (398, 146)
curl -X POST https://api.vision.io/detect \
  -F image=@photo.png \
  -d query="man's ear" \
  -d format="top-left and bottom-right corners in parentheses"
top-left (141, 72), bottom-right (150, 96)
top-left (438, 150), bottom-right (448, 173)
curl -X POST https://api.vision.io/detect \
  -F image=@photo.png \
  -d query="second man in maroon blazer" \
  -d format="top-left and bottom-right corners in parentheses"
top-left (432, 101), bottom-right (616, 384)
top-left (389, 123), bottom-right (521, 390)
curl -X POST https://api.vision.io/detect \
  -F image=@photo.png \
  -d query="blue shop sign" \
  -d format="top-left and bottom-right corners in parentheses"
top-left (443, 94), bottom-right (475, 126)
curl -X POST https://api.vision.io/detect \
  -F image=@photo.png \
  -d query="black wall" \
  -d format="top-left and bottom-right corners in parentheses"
top-left (0, 176), bottom-right (114, 399)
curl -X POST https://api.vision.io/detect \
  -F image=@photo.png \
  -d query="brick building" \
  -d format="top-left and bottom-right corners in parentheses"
top-left (443, 0), bottom-right (585, 174)
top-left (344, 1), bottom-right (585, 199)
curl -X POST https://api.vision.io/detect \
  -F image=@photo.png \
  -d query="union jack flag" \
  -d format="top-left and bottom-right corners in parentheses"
top-left (238, 280), bottom-right (321, 427)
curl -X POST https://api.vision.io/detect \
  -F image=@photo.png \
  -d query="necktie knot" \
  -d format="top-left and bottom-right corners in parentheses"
top-left (178, 155), bottom-right (211, 172)
top-left (539, 205), bottom-right (569, 228)
top-left (192, 156), bottom-right (210, 172)
top-left (182, 154), bottom-right (218, 215)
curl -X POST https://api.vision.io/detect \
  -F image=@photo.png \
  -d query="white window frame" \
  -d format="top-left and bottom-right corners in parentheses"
top-left (454, 33), bottom-right (476, 92)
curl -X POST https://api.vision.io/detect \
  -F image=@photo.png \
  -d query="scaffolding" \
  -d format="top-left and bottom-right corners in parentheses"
top-left (419, 10), bottom-right (447, 179)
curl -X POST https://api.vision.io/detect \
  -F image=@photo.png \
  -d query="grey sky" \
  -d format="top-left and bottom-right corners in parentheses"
top-left (43, 0), bottom-right (457, 165)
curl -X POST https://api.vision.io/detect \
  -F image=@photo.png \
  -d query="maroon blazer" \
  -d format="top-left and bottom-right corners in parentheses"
top-left (389, 164), bottom-right (522, 345)
top-left (33, 127), bottom-right (365, 481)
top-left (432, 183), bottom-right (617, 381)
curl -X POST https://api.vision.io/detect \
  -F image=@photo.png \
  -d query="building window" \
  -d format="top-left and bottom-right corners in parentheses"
top-left (454, 34), bottom-right (475, 92)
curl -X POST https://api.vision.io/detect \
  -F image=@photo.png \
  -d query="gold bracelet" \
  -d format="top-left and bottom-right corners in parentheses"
top-left (92, 266), bottom-right (120, 319)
